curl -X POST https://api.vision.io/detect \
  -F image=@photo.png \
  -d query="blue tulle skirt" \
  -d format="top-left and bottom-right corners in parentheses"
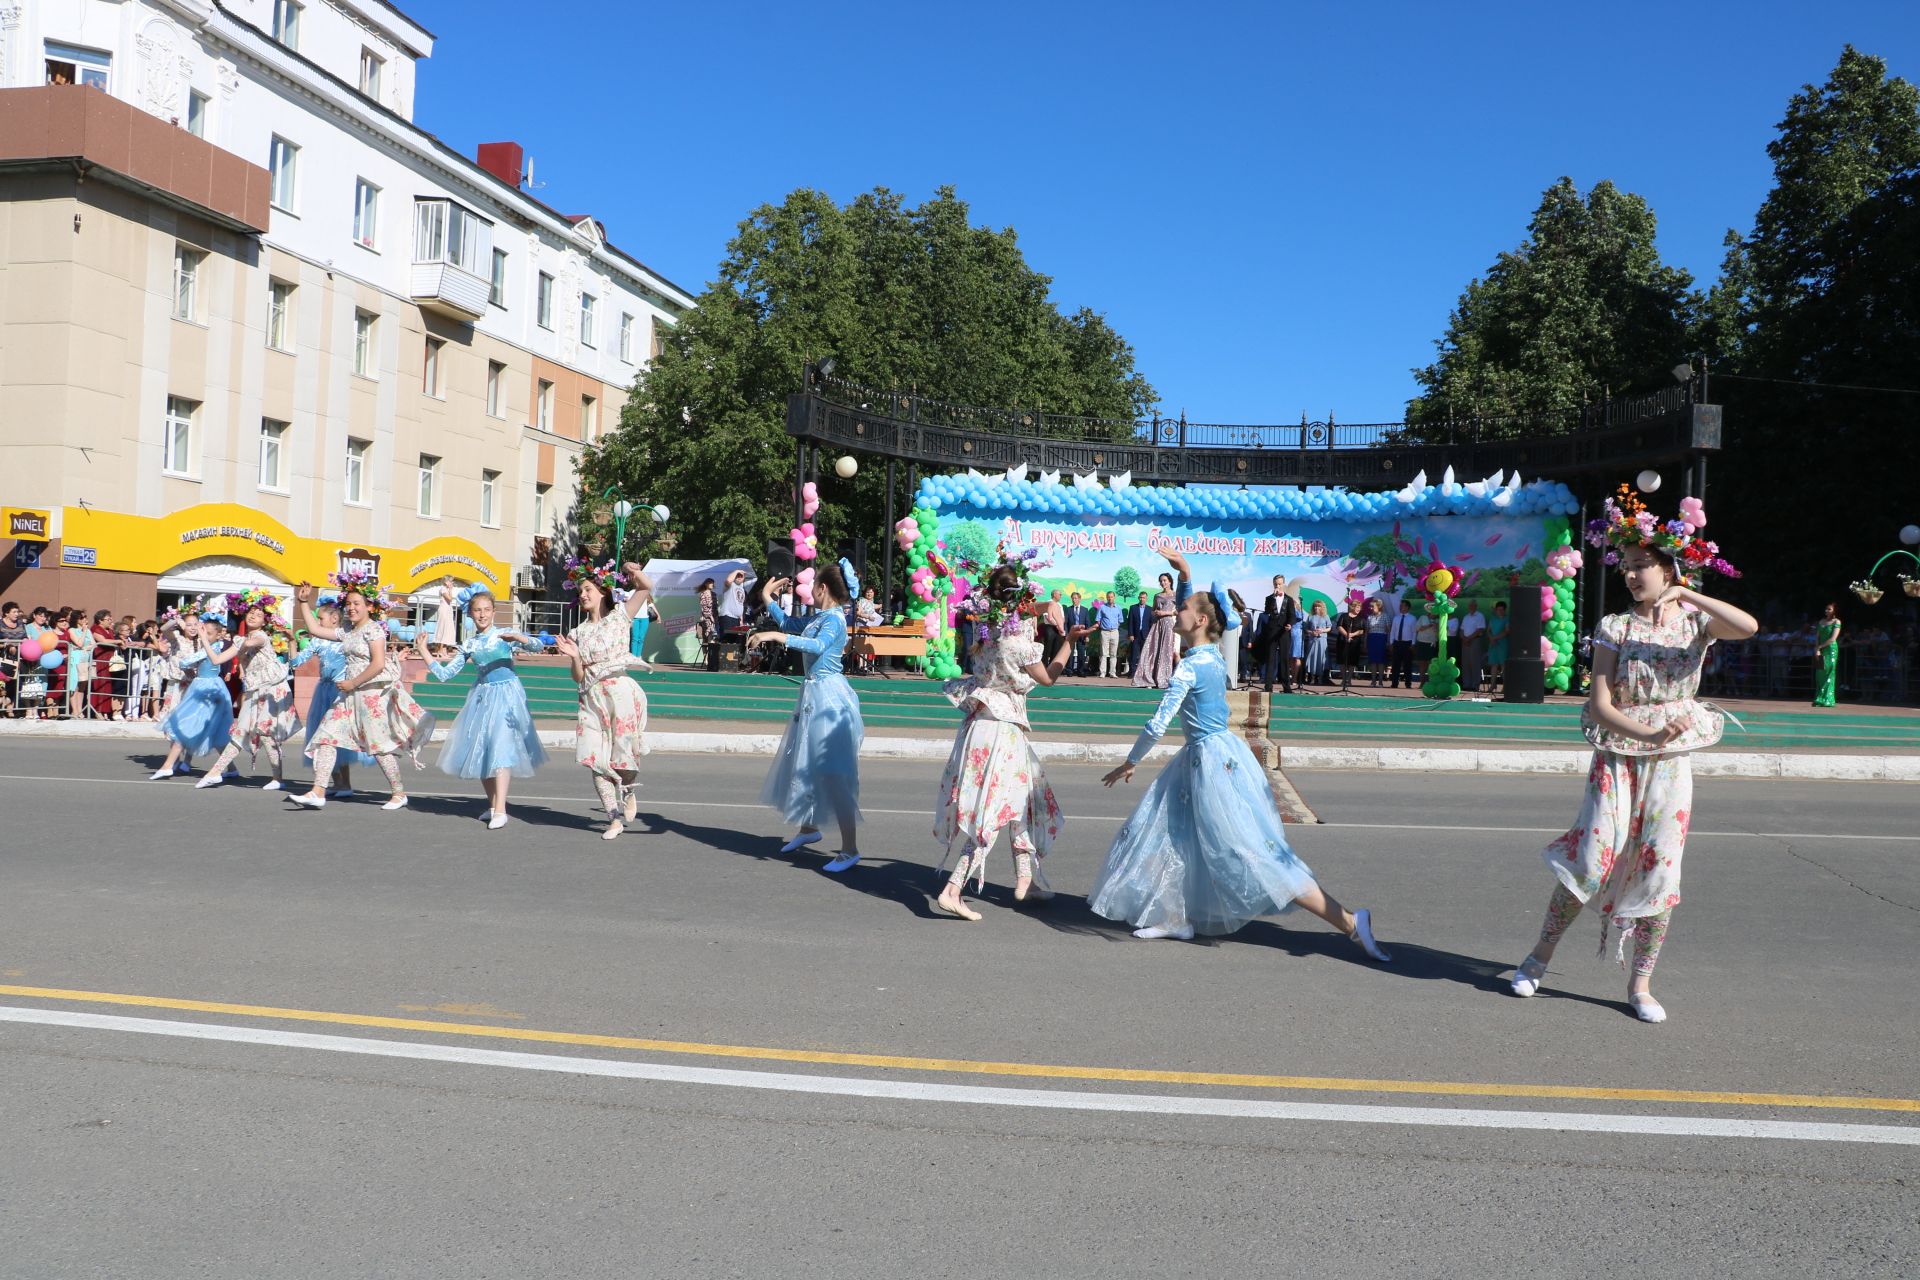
top-left (162, 674), bottom-right (234, 757)
top-left (760, 673), bottom-right (863, 830)
top-left (437, 669), bottom-right (546, 779)
top-left (1088, 730), bottom-right (1317, 934)
top-left (305, 679), bottom-right (372, 768)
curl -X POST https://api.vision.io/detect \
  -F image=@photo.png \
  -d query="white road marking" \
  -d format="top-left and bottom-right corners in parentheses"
top-left (0, 774), bottom-right (1911, 840)
top-left (4, 1006), bottom-right (1917, 1146)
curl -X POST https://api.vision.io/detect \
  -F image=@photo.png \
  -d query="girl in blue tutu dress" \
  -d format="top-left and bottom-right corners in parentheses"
top-left (1090, 587), bottom-right (1391, 959)
top-left (414, 588), bottom-right (547, 830)
top-left (750, 558), bottom-right (865, 873)
top-left (151, 609), bottom-right (242, 780)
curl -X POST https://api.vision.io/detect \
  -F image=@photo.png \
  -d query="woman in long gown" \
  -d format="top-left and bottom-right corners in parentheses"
top-left (554, 560), bottom-right (653, 840)
top-left (416, 589), bottom-right (547, 829)
top-left (1131, 572), bottom-right (1180, 689)
top-left (1508, 492), bottom-right (1754, 1023)
top-left (1089, 586), bottom-right (1390, 959)
top-left (750, 559), bottom-right (865, 873)
top-left (1812, 603), bottom-right (1840, 707)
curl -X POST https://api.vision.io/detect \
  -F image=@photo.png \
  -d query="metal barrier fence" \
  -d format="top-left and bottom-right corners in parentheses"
top-left (1, 637), bottom-right (175, 720)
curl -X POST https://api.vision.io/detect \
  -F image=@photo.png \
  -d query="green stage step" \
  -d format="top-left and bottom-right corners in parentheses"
top-left (406, 666), bottom-right (1920, 752)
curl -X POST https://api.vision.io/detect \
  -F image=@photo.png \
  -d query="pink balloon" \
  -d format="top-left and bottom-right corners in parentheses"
top-left (19, 639), bottom-right (42, 663)
top-left (1539, 636), bottom-right (1556, 664)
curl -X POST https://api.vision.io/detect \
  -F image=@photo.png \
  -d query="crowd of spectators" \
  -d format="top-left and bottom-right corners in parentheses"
top-left (0, 601), bottom-right (175, 720)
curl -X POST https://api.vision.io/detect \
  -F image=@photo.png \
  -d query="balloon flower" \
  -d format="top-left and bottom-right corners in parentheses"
top-left (801, 481), bottom-right (820, 519)
top-left (1419, 559), bottom-right (1464, 597)
top-left (795, 566), bottom-right (815, 598)
top-left (1539, 636), bottom-right (1558, 665)
top-left (1677, 497), bottom-right (1706, 530)
top-left (789, 522), bottom-right (818, 560)
top-left (1545, 545), bottom-right (1583, 580)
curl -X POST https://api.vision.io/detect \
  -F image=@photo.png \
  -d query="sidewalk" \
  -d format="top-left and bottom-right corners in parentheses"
top-left (7, 713), bottom-right (1916, 782)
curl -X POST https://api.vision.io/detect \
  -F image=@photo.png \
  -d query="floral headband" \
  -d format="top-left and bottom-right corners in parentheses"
top-left (1584, 486), bottom-right (1739, 583)
top-left (328, 569), bottom-right (389, 609)
top-left (563, 556), bottom-right (623, 595)
top-left (956, 544), bottom-right (1051, 642)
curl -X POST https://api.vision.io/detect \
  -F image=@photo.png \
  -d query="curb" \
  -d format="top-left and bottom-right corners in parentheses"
top-left (5, 720), bottom-right (1914, 781)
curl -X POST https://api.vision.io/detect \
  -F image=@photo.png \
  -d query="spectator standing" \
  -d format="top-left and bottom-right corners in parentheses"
top-left (1487, 601), bottom-right (1510, 693)
top-left (717, 569), bottom-right (749, 632)
top-left (1094, 591), bottom-right (1122, 678)
top-left (1812, 602), bottom-right (1841, 707)
top-left (1458, 599), bottom-right (1488, 693)
top-left (1124, 591), bottom-right (1153, 676)
top-left (1364, 598), bottom-right (1390, 686)
top-left (1388, 598), bottom-right (1418, 688)
top-left (1303, 600), bottom-right (1332, 683)
top-left (1256, 575), bottom-right (1300, 693)
top-left (0, 602), bottom-right (23, 715)
top-left (65, 607), bottom-right (97, 718)
top-left (1063, 592), bottom-right (1091, 675)
top-left (1414, 609), bottom-right (1438, 670)
top-left (1335, 597), bottom-right (1367, 685)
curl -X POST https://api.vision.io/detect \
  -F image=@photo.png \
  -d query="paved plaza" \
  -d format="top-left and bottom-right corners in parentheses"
top-left (1, 739), bottom-right (1915, 1277)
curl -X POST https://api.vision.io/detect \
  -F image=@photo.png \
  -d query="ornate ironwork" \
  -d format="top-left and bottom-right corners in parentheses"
top-left (788, 368), bottom-right (1721, 488)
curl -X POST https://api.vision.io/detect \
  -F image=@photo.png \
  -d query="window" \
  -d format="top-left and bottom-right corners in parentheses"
top-left (344, 437), bottom-right (369, 504)
top-left (580, 294), bottom-right (597, 348)
top-left (358, 48), bottom-right (384, 99)
top-left (259, 419), bottom-right (288, 491)
top-left (536, 379), bottom-right (554, 430)
top-left (164, 397), bottom-right (197, 476)
top-left (533, 483), bottom-right (550, 536)
top-left (46, 44), bottom-right (111, 91)
top-left (536, 272), bottom-right (554, 329)
top-left (412, 199), bottom-right (491, 273)
top-left (172, 245), bottom-right (202, 322)
top-left (267, 280), bottom-right (294, 351)
top-left (486, 361), bottom-right (505, 417)
top-left (489, 248), bottom-right (508, 308)
top-left (651, 318), bottom-right (669, 361)
top-left (353, 179), bottom-right (380, 249)
top-left (353, 310), bottom-right (376, 376)
top-left (581, 394), bottom-right (597, 443)
top-left (423, 337), bottom-right (443, 397)
top-left (480, 470), bottom-right (500, 527)
top-left (417, 454), bottom-right (440, 517)
top-left (271, 0), bottom-right (301, 49)
top-left (269, 136), bottom-right (298, 212)
top-left (186, 90), bottom-right (209, 137)
top-left (619, 313), bottom-right (634, 363)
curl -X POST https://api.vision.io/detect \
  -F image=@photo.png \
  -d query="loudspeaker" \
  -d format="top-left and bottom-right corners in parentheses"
top-left (834, 537), bottom-right (868, 585)
top-left (764, 540), bottom-right (796, 582)
top-left (1504, 581), bottom-right (1546, 703)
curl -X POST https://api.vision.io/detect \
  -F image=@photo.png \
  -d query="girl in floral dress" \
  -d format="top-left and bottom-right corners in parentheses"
top-left (415, 589), bottom-right (547, 831)
top-left (1090, 586), bottom-right (1391, 960)
top-left (931, 557), bottom-right (1089, 921)
top-left (750, 560), bottom-right (864, 873)
top-left (289, 575), bottom-right (437, 812)
top-left (554, 560), bottom-right (653, 840)
top-left (1509, 490), bottom-right (1755, 1023)
top-left (201, 599), bottom-right (301, 790)
top-left (297, 599), bottom-right (366, 798)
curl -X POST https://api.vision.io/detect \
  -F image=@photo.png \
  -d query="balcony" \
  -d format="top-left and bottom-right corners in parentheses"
top-left (411, 197), bottom-right (492, 321)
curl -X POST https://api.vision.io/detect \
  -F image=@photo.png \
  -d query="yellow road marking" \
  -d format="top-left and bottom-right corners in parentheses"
top-left (3, 982), bottom-right (1915, 1114)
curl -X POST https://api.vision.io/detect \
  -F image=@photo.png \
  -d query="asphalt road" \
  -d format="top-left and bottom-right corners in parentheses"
top-left (1, 738), bottom-right (1915, 1278)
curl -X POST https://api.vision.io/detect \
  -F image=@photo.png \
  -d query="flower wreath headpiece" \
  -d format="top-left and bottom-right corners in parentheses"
top-left (562, 556), bottom-right (623, 595)
top-left (224, 587), bottom-right (282, 622)
top-left (956, 543), bottom-right (1052, 642)
top-left (1584, 485), bottom-right (1739, 583)
top-left (328, 568), bottom-right (389, 609)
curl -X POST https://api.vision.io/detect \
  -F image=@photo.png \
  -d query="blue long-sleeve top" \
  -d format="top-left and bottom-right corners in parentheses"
top-left (293, 638), bottom-right (349, 683)
top-left (766, 600), bottom-right (848, 679)
top-left (427, 626), bottom-right (541, 684)
top-left (1127, 643), bottom-right (1228, 764)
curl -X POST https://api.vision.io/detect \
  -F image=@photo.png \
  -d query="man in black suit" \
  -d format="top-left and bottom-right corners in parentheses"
top-left (1124, 591), bottom-right (1153, 676)
top-left (1064, 592), bottom-right (1091, 675)
top-left (1257, 574), bottom-right (1300, 693)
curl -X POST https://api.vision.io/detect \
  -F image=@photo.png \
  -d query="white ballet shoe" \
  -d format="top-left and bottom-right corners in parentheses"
top-left (381, 795), bottom-right (408, 811)
top-left (932, 895), bottom-right (982, 922)
top-left (194, 773), bottom-right (224, 790)
top-left (1133, 924), bottom-right (1195, 941)
top-left (1630, 992), bottom-right (1667, 1024)
top-left (288, 792), bottom-right (325, 809)
top-left (149, 769), bottom-right (173, 781)
top-left (1349, 908), bottom-right (1392, 962)
top-left (622, 790), bottom-right (638, 823)
top-left (780, 831), bottom-right (822, 854)
top-left (822, 852), bottom-right (861, 873)
top-left (488, 813), bottom-right (509, 831)
top-left (1510, 954), bottom-right (1547, 998)
top-left (260, 780), bottom-right (282, 792)
top-left (602, 819), bottom-right (625, 841)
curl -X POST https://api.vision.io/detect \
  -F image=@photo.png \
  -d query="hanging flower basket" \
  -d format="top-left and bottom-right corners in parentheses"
top-left (1901, 575), bottom-right (1920, 598)
top-left (1849, 579), bottom-right (1884, 605)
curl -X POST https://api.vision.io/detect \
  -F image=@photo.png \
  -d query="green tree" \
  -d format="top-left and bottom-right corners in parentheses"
top-left (1112, 565), bottom-right (1143, 601)
top-left (1404, 178), bottom-right (1700, 429)
top-left (583, 187), bottom-right (1156, 570)
top-left (942, 520), bottom-right (1001, 573)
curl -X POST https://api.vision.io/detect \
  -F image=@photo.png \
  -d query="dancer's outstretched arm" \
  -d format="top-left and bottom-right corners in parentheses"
top-left (1103, 662), bottom-right (1197, 786)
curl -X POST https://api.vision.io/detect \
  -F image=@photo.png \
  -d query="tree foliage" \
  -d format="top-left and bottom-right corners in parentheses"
top-left (1405, 178), bottom-right (1699, 427)
top-left (582, 187), bottom-right (1156, 569)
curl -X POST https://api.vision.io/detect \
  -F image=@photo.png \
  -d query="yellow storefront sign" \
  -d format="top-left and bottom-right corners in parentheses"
top-left (5, 506), bottom-right (52, 541)
top-left (56, 503), bottom-right (511, 594)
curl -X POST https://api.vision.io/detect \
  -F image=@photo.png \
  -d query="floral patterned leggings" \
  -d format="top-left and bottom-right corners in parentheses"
top-left (309, 745), bottom-right (403, 793)
top-left (947, 827), bottom-right (1038, 889)
top-left (590, 772), bottom-right (636, 819)
top-left (1538, 883), bottom-right (1673, 977)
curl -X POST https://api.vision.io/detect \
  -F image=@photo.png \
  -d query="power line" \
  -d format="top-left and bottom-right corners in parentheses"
top-left (1714, 371), bottom-right (1920, 398)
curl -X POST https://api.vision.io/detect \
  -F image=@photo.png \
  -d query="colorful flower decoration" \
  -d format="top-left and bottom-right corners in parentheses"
top-left (1585, 486), bottom-right (1738, 582)
top-left (1544, 545), bottom-right (1583, 581)
top-left (801, 481), bottom-right (820, 519)
top-left (328, 568), bottom-right (388, 608)
top-left (951, 543), bottom-right (1052, 643)
top-left (561, 556), bottom-right (623, 595)
top-left (789, 522), bottom-right (818, 561)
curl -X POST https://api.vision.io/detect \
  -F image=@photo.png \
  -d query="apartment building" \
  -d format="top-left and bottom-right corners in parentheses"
top-left (0, 0), bottom-right (692, 618)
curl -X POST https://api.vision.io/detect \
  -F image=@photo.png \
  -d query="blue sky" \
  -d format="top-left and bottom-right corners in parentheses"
top-left (408, 0), bottom-right (1919, 425)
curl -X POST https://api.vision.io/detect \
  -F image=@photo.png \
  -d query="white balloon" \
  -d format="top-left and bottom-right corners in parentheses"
top-left (1636, 469), bottom-right (1662, 493)
top-left (1901, 525), bottom-right (1920, 546)
top-left (834, 456), bottom-right (858, 479)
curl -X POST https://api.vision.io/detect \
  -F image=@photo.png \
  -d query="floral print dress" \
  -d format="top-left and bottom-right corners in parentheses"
top-left (231, 637), bottom-right (300, 758)
top-left (570, 609), bottom-right (648, 785)
top-left (934, 620), bottom-right (1063, 884)
top-left (307, 622), bottom-right (436, 761)
top-left (1545, 608), bottom-right (1718, 932)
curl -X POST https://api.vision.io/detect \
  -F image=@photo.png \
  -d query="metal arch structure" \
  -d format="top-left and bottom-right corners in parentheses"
top-left (785, 367), bottom-right (1722, 492)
